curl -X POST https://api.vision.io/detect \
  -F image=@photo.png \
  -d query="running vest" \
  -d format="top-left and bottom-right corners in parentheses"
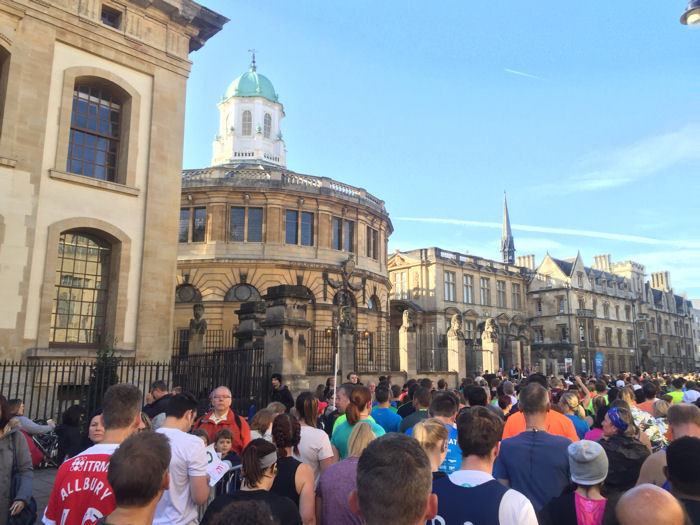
top-left (430, 477), bottom-right (509, 525)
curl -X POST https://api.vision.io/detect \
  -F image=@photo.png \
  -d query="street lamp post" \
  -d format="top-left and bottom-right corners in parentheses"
top-left (681, 0), bottom-right (700, 24)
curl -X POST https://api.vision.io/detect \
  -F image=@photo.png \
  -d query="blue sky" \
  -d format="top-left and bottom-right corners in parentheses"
top-left (183, 1), bottom-right (700, 298)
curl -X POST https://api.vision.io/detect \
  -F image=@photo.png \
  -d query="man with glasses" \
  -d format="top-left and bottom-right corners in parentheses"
top-left (194, 386), bottom-right (251, 455)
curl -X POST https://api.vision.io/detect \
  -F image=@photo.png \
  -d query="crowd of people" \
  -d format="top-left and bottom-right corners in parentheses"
top-left (1, 368), bottom-right (700, 524)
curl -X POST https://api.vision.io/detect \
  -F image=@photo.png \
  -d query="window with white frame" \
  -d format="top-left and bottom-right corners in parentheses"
top-left (511, 283), bottom-right (521, 310)
top-left (480, 277), bottom-right (490, 306)
top-left (242, 110), bottom-right (252, 136)
top-left (463, 275), bottom-right (474, 304)
top-left (496, 280), bottom-right (506, 308)
top-left (444, 271), bottom-right (456, 301)
top-left (263, 113), bottom-right (271, 138)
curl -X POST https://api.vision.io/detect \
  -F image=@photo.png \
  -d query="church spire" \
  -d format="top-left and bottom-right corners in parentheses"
top-left (501, 192), bottom-right (515, 264)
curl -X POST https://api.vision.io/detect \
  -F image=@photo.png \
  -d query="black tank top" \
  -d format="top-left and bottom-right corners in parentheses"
top-left (271, 456), bottom-right (301, 506)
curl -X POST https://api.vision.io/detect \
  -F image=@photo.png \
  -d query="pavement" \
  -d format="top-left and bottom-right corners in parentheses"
top-left (32, 468), bottom-right (57, 524)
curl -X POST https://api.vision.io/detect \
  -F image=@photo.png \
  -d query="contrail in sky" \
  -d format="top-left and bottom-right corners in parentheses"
top-left (504, 68), bottom-right (544, 80)
top-left (394, 217), bottom-right (700, 249)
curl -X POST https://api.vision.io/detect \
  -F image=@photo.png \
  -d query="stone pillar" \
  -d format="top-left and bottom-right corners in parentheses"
top-left (398, 326), bottom-right (417, 377)
top-left (234, 301), bottom-right (266, 350)
top-left (262, 285), bottom-right (312, 393)
top-left (479, 339), bottom-right (499, 375)
top-left (447, 333), bottom-right (466, 379)
top-left (189, 333), bottom-right (204, 354)
top-left (339, 332), bottom-right (355, 380)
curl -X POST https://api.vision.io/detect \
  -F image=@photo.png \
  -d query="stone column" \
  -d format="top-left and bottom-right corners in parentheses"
top-left (262, 285), bottom-right (312, 393)
top-left (398, 325), bottom-right (417, 377)
top-left (447, 332), bottom-right (466, 379)
top-left (339, 331), bottom-right (355, 380)
top-left (234, 301), bottom-right (266, 350)
top-left (479, 339), bottom-right (499, 375)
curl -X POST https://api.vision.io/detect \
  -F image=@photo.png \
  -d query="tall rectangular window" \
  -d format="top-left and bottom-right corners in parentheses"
top-left (300, 212), bottom-right (313, 246)
top-left (496, 280), bottom-right (506, 308)
top-left (230, 207), bottom-right (245, 242)
top-left (605, 328), bottom-right (612, 346)
top-left (511, 283), bottom-right (521, 309)
top-left (192, 207), bottom-right (206, 242)
top-left (332, 217), bottom-right (354, 252)
top-left (285, 210), bottom-right (298, 244)
top-left (444, 271), bottom-right (455, 301)
top-left (343, 220), bottom-right (354, 252)
top-left (464, 320), bottom-right (474, 339)
top-left (366, 226), bottom-right (378, 260)
top-left (480, 278), bottom-right (490, 306)
top-left (178, 209), bottom-right (190, 243)
top-left (395, 271), bottom-right (408, 300)
top-left (463, 275), bottom-right (473, 304)
top-left (559, 298), bottom-right (565, 313)
top-left (332, 218), bottom-right (342, 250)
top-left (247, 208), bottom-right (263, 242)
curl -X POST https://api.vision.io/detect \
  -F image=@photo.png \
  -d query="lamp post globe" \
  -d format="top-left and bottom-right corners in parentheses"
top-left (681, 0), bottom-right (700, 25)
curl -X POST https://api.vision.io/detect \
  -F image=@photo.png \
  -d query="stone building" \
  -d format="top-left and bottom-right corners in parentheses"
top-left (527, 254), bottom-right (694, 375)
top-left (175, 60), bottom-right (393, 389)
top-left (0, 0), bottom-right (226, 361)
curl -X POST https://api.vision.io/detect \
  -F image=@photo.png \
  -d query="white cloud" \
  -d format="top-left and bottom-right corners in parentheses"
top-left (552, 124), bottom-right (700, 193)
top-left (504, 68), bottom-right (544, 80)
top-left (394, 216), bottom-right (700, 249)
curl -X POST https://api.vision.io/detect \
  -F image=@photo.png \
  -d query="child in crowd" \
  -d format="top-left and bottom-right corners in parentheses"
top-left (191, 428), bottom-right (210, 446)
top-left (215, 428), bottom-right (241, 466)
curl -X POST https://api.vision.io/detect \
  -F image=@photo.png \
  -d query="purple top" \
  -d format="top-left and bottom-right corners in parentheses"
top-left (316, 457), bottom-right (362, 525)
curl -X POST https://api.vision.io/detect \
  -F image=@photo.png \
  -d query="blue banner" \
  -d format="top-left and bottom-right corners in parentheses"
top-left (594, 352), bottom-right (604, 378)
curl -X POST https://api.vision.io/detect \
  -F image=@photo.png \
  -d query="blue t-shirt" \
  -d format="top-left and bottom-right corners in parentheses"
top-left (439, 424), bottom-right (461, 475)
top-left (493, 430), bottom-right (571, 511)
top-left (370, 407), bottom-right (402, 433)
top-left (565, 414), bottom-right (591, 441)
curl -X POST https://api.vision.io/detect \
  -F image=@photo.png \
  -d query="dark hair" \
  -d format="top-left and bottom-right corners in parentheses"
top-left (497, 395), bottom-right (512, 411)
top-left (524, 373), bottom-right (548, 389)
top-left (672, 377), bottom-right (686, 390)
top-left (149, 380), bottom-right (168, 393)
top-left (374, 385), bottom-right (390, 404)
top-left (519, 384), bottom-right (549, 414)
top-left (295, 392), bottom-right (318, 427)
top-left (356, 433), bottom-right (432, 524)
top-left (413, 387), bottom-right (431, 408)
top-left (456, 406), bottom-right (504, 458)
top-left (191, 428), bottom-right (210, 445)
top-left (7, 399), bottom-right (22, 416)
top-left (666, 436), bottom-right (700, 495)
top-left (215, 428), bottom-right (234, 443)
top-left (0, 395), bottom-right (11, 429)
top-left (62, 404), bottom-right (85, 427)
top-left (346, 386), bottom-right (371, 425)
top-left (107, 431), bottom-right (170, 507)
top-left (271, 373), bottom-right (282, 382)
top-left (272, 413), bottom-right (300, 457)
top-left (592, 402), bottom-right (609, 430)
top-left (595, 380), bottom-right (607, 393)
top-left (419, 378), bottom-right (433, 390)
top-left (437, 378), bottom-right (447, 390)
top-left (165, 392), bottom-right (198, 418)
top-left (429, 391), bottom-right (459, 418)
top-left (466, 385), bottom-right (487, 407)
top-left (607, 387), bottom-right (620, 404)
top-left (102, 383), bottom-right (142, 430)
top-left (391, 384), bottom-right (402, 399)
top-left (241, 439), bottom-right (276, 487)
top-left (634, 388), bottom-right (646, 404)
top-left (209, 500), bottom-right (276, 525)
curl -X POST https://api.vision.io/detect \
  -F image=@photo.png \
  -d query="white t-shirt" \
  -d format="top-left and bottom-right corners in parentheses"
top-left (154, 427), bottom-right (208, 525)
top-left (446, 470), bottom-right (538, 525)
top-left (292, 425), bottom-right (333, 486)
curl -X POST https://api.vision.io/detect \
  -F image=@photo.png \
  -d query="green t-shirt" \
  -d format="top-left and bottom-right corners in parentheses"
top-left (332, 413), bottom-right (375, 433)
top-left (330, 420), bottom-right (386, 460)
top-left (669, 391), bottom-right (684, 404)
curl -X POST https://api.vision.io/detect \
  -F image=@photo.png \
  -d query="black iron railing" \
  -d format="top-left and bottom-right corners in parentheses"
top-left (307, 330), bottom-right (336, 374)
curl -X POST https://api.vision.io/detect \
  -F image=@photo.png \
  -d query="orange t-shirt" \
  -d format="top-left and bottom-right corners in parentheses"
top-left (637, 400), bottom-right (655, 414)
top-left (502, 410), bottom-right (579, 441)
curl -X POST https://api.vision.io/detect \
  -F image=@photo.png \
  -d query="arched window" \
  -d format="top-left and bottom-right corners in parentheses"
top-left (368, 295), bottom-right (380, 312)
top-left (67, 85), bottom-right (121, 181)
top-left (242, 110), bottom-right (252, 136)
top-left (333, 290), bottom-right (356, 307)
top-left (224, 284), bottom-right (261, 302)
top-left (50, 232), bottom-right (111, 346)
top-left (263, 113), bottom-right (271, 138)
top-left (175, 284), bottom-right (202, 303)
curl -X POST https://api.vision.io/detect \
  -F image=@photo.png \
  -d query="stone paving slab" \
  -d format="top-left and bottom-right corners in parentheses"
top-left (32, 468), bottom-right (57, 524)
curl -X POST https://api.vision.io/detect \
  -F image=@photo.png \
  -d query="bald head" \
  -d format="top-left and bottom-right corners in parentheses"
top-left (616, 484), bottom-right (686, 525)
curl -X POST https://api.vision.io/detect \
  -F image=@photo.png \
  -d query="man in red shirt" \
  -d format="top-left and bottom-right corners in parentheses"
top-left (43, 383), bottom-right (142, 525)
top-left (193, 386), bottom-right (251, 455)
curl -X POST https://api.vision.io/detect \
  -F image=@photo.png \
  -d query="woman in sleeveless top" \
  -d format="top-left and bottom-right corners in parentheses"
top-left (270, 413), bottom-right (316, 524)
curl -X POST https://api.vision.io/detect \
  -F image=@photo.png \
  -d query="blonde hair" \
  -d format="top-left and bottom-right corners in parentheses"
top-left (653, 399), bottom-right (670, 419)
top-left (618, 387), bottom-right (635, 405)
top-left (347, 421), bottom-right (376, 457)
top-left (560, 392), bottom-right (585, 420)
top-left (412, 418), bottom-right (449, 453)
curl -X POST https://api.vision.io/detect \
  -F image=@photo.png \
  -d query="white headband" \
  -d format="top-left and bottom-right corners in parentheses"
top-left (260, 451), bottom-right (277, 469)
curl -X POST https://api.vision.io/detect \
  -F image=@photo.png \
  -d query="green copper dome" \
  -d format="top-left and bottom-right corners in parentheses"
top-left (224, 65), bottom-right (278, 103)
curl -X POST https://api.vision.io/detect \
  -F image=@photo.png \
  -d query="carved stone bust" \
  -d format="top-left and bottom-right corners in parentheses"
top-left (481, 318), bottom-right (498, 344)
top-left (189, 303), bottom-right (207, 335)
top-left (400, 309), bottom-right (414, 331)
top-left (447, 313), bottom-right (464, 339)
